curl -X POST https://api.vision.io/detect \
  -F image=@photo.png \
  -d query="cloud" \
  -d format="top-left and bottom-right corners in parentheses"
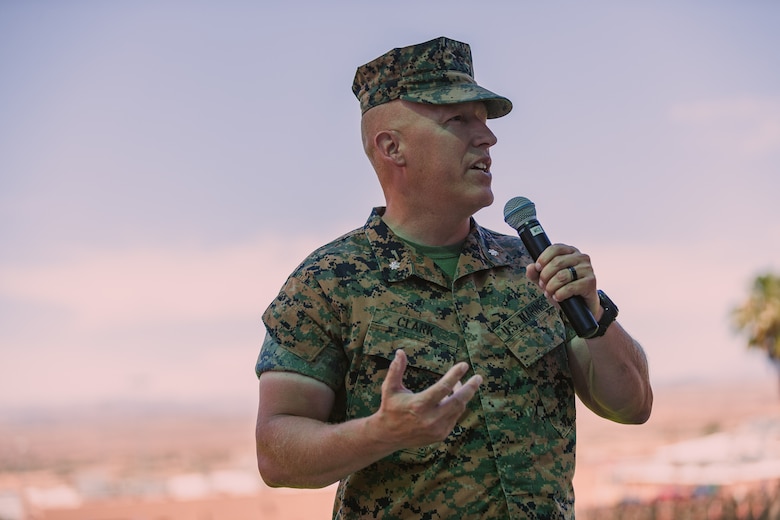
top-left (0, 235), bottom-right (326, 408)
top-left (670, 96), bottom-right (780, 157)
top-left (0, 236), bottom-right (322, 332)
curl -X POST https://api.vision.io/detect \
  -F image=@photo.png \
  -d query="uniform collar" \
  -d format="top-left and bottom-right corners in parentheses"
top-left (363, 207), bottom-right (512, 284)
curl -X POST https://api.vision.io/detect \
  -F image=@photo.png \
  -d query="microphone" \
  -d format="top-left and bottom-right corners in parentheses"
top-left (503, 196), bottom-right (598, 339)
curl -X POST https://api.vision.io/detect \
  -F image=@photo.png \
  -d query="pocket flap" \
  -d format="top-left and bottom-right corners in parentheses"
top-left (364, 310), bottom-right (460, 375)
top-left (492, 297), bottom-right (567, 367)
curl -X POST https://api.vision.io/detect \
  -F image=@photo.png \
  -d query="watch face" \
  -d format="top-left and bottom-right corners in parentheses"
top-left (591, 291), bottom-right (618, 338)
top-left (598, 290), bottom-right (618, 316)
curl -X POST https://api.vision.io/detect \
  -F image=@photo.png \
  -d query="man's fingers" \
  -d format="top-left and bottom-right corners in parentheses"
top-left (439, 374), bottom-right (482, 405)
top-left (382, 349), bottom-right (408, 394)
top-left (452, 374), bottom-right (483, 401)
top-left (385, 354), bottom-right (482, 413)
top-left (525, 262), bottom-right (541, 284)
top-left (452, 381), bottom-right (463, 394)
top-left (424, 362), bottom-right (476, 403)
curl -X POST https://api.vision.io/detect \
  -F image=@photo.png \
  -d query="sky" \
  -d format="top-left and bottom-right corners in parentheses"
top-left (1, 1), bottom-right (779, 412)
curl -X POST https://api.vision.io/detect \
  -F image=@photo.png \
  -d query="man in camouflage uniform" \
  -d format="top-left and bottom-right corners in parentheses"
top-left (255, 36), bottom-right (653, 519)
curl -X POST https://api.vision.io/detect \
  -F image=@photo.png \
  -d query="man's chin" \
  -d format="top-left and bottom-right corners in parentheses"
top-left (481, 190), bottom-right (495, 208)
top-left (468, 192), bottom-right (494, 216)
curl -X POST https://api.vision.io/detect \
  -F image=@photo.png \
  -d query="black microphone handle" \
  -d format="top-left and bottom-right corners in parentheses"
top-left (518, 220), bottom-right (598, 339)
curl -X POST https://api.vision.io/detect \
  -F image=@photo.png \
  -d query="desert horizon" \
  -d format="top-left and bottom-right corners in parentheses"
top-left (1, 374), bottom-right (778, 519)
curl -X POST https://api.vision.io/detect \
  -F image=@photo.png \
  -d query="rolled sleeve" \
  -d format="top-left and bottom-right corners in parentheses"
top-left (256, 331), bottom-right (347, 393)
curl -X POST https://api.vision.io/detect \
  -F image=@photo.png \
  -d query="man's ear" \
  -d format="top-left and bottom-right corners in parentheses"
top-left (374, 130), bottom-right (405, 166)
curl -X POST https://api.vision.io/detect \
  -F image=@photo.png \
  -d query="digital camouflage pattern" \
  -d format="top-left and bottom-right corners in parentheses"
top-left (258, 208), bottom-right (579, 519)
top-left (351, 36), bottom-right (513, 119)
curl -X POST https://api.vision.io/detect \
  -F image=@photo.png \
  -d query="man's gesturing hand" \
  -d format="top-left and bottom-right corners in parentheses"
top-left (366, 349), bottom-right (483, 452)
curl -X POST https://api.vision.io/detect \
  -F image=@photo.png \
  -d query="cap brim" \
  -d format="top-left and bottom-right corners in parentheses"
top-left (400, 84), bottom-right (513, 119)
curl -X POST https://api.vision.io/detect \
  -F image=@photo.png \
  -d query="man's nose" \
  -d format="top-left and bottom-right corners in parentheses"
top-left (475, 122), bottom-right (498, 148)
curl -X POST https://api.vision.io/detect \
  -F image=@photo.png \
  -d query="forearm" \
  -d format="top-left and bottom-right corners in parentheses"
top-left (569, 321), bottom-right (653, 424)
top-left (256, 412), bottom-right (397, 488)
top-left (255, 352), bottom-right (481, 488)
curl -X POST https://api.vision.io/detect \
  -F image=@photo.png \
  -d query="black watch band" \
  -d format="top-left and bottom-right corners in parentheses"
top-left (591, 290), bottom-right (619, 338)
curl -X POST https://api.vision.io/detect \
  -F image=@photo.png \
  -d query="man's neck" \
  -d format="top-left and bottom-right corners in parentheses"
top-left (381, 207), bottom-right (472, 247)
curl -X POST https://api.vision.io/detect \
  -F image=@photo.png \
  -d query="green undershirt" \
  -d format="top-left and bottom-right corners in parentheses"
top-left (402, 238), bottom-right (464, 280)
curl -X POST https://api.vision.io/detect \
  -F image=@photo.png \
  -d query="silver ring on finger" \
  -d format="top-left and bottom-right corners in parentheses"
top-left (568, 266), bottom-right (578, 282)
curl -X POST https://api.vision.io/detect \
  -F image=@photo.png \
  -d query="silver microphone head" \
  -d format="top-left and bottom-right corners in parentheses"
top-left (503, 196), bottom-right (537, 230)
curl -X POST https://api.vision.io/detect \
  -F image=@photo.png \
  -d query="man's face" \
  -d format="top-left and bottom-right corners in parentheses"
top-left (398, 100), bottom-right (498, 218)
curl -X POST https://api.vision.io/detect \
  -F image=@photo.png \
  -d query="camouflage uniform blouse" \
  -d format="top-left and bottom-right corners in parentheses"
top-left (258, 207), bottom-right (578, 519)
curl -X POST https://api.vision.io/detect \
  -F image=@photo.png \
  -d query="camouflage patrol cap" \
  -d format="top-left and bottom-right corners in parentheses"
top-left (352, 36), bottom-right (512, 119)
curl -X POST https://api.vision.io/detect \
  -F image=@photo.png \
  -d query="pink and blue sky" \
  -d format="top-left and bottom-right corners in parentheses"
top-left (2, 1), bottom-right (779, 411)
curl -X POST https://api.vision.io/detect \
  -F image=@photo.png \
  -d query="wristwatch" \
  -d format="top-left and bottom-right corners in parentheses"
top-left (591, 290), bottom-right (619, 338)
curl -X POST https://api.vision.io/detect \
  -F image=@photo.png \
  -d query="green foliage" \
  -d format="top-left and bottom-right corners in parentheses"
top-left (731, 273), bottom-right (780, 362)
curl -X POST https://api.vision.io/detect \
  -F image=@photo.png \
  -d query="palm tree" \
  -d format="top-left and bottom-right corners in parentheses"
top-left (731, 272), bottom-right (780, 395)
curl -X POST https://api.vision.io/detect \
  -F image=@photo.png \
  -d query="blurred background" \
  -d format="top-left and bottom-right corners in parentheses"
top-left (2, 1), bottom-right (779, 519)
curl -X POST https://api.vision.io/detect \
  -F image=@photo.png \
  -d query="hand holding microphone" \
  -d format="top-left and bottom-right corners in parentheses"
top-left (503, 196), bottom-right (599, 339)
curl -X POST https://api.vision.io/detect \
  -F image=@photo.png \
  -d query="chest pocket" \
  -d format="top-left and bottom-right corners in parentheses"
top-left (357, 309), bottom-right (461, 395)
top-left (347, 310), bottom-right (462, 462)
top-left (492, 299), bottom-right (575, 439)
top-left (492, 295), bottom-right (567, 365)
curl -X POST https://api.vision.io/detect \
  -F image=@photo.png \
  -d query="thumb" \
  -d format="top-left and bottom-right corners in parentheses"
top-left (525, 262), bottom-right (541, 284)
